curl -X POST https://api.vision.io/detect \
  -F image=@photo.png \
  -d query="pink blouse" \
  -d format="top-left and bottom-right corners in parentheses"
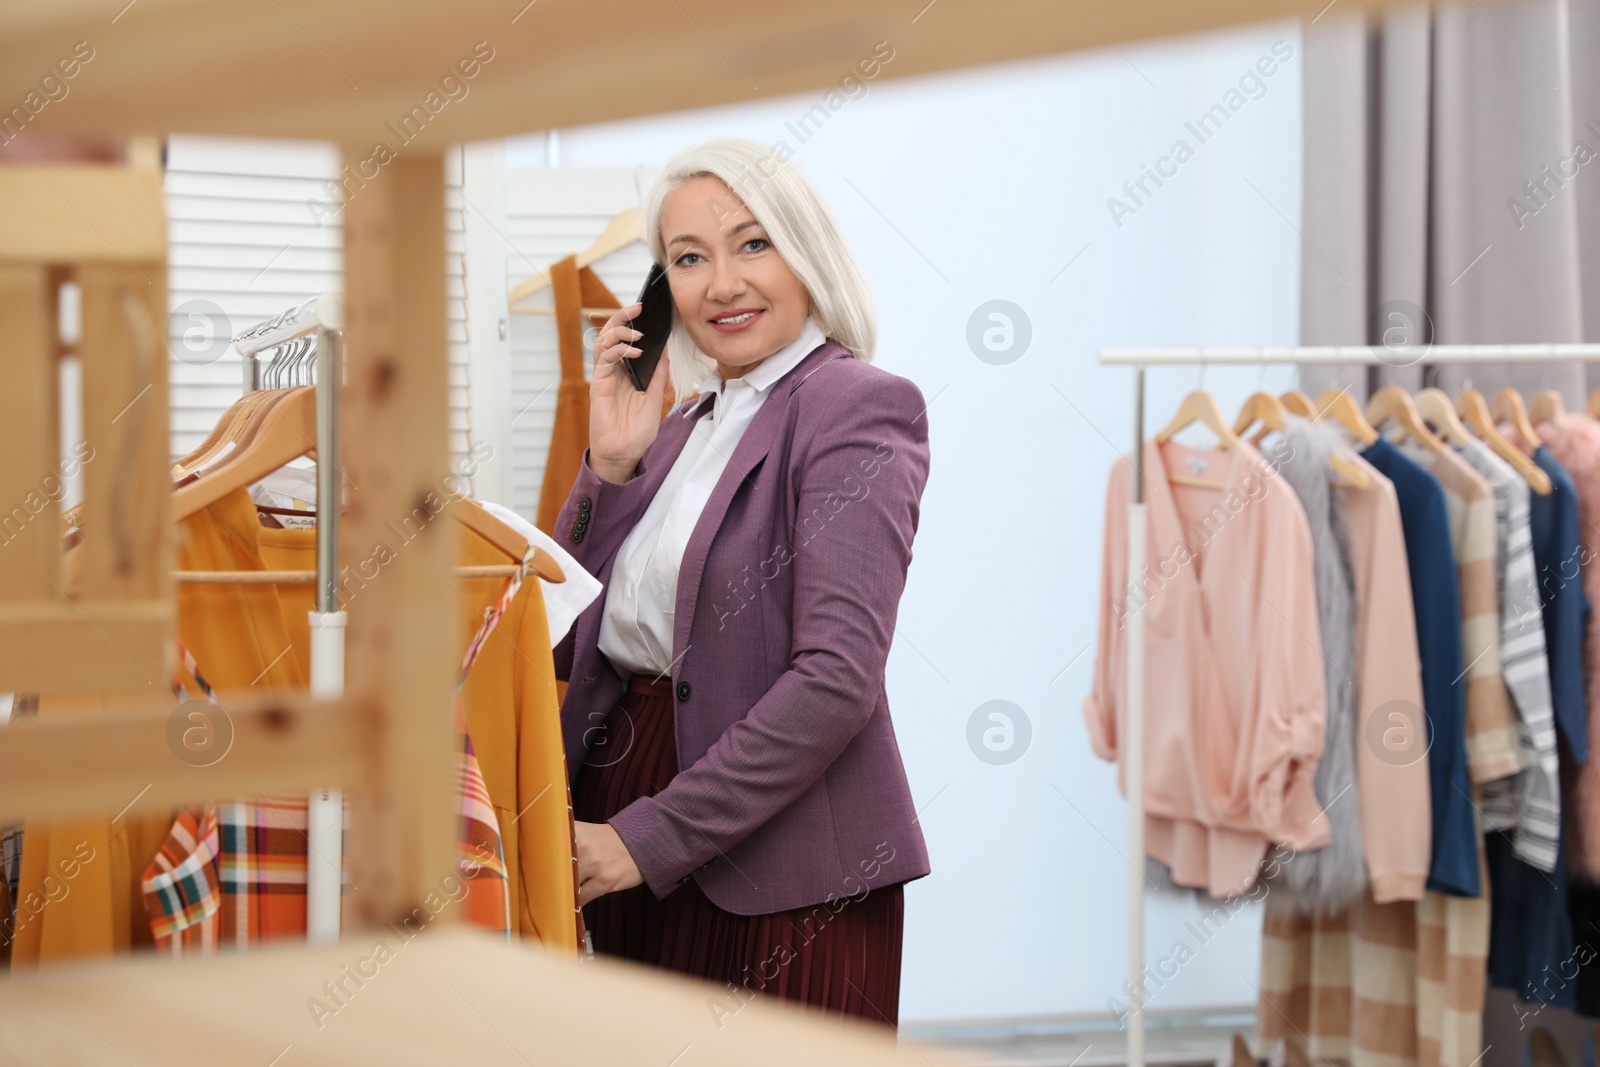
top-left (1084, 438), bottom-right (1330, 897)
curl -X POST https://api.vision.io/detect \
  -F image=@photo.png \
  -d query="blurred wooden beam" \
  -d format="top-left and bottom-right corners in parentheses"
top-left (1, 0), bottom-right (1407, 148)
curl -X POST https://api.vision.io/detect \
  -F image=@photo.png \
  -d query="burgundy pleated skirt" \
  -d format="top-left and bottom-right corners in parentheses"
top-left (573, 673), bottom-right (906, 1028)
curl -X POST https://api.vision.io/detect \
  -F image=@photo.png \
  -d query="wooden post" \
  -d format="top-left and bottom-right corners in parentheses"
top-left (339, 150), bottom-right (461, 932)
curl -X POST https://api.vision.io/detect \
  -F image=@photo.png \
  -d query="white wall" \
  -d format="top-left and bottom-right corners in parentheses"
top-left (505, 19), bottom-right (1306, 1025)
top-left (163, 137), bottom-right (476, 468)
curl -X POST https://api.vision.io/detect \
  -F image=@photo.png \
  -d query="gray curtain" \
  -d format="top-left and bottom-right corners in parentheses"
top-left (1297, 0), bottom-right (1600, 402)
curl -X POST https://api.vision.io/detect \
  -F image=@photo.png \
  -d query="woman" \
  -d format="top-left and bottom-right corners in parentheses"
top-left (551, 137), bottom-right (932, 1026)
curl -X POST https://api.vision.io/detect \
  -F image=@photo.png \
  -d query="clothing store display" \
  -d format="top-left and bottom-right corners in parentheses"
top-left (1257, 454), bottom-right (1436, 1067)
top-left (574, 674), bottom-right (905, 1026)
top-left (598, 316), bottom-right (827, 678)
top-left (1261, 419), bottom-right (1364, 910)
top-left (1361, 438), bottom-right (1480, 897)
top-left (1085, 437), bottom-right (1329, 898)
top-left (257, 513), bottom-right (577, 950)
top-left (140, 548), bottom-right (528, 950)
top-left (553, 340), bottom-right (932, 917)
top-left (1458, 439), bottom-right (1561, 871)
top-left (9, 488), bottom-right (302, 964)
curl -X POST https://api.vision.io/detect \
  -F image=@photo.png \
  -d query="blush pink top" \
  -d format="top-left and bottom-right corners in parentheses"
top-left (1337, 453), bottom-right (1431, 902)
top-left (1084, 438), bottom-right (1331, 897)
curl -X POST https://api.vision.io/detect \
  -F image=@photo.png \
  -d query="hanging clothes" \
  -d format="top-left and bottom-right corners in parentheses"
top-left (1359, 438), bottom-right (1479, 897)
top-left (140, 520), bottom-right (530, 950)
top-left (1537, 417), bottom-right (1600, 883)
top-left (1259, 418), bottom-right (1364, 911)
top-left (8, 488), bottom-right (304, 966)
top-left (255, 515), bottom-right (580, 952)
top-left (1525, 444), bottom-right (1589, 761)
top-left (1084, 437), bottom-right (1330, 899)
top-left (537, 255), bottom-right (618, 535)
top-left (1390, 439), bottom-right (1525, 790)
top-left (1456, 439), bottom-right (1560, 871)
top-left (1257, 453), bottom-right (1433, 1067)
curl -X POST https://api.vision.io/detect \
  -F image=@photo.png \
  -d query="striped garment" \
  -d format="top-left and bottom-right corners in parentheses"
top-left (1394, 439), bottom-right (1525, 786)
top-left (141, 552), bottom-right (542, 952)
top-left (1259, 808), bottom-right (1491, 1067)
top-left (1456, 440), bottom-right (1560, 872)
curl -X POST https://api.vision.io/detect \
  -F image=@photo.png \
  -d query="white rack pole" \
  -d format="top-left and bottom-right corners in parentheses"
top-left (306, 320), bottom-right (345, 944)
top-left (231, 295), bottom-right (347, 944)
top-left (1126, 366), bottom-right (1147, 1067)
top-left (1099, 342), bottom-right (1600, 364)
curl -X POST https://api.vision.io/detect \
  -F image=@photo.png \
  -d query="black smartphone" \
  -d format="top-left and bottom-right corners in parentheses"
top-left (624, 263), bottom-right (672, 392)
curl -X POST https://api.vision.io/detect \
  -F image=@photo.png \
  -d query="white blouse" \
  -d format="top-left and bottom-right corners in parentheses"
top-left (597, 316), bottom-right (828, 678)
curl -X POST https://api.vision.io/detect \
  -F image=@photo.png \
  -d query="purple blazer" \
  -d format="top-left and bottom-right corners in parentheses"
top-left (552, 339), bottom-right (932, 916)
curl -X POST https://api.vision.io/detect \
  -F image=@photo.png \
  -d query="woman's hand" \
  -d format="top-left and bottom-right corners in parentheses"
top-left (574, 820), bottom-right (643, 904)
top-left (589, 302), bottom-right (671, 484)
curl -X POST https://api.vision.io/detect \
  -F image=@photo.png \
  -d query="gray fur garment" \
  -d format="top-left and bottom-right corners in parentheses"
top-left (1258, 418), bottom-right (1364, 913)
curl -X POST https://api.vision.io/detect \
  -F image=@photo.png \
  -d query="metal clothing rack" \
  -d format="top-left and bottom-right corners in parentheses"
top-left (233, 292), bottom-right (346, 944)
top-left (1094, 342), bottom-right (1600, 1067)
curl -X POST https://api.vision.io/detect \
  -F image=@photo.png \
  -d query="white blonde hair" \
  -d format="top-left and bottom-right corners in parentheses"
top-left (644, 137), bottom-right (877, 398)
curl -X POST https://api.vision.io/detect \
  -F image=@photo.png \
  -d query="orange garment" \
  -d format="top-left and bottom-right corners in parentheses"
top-left (535, 255), bottom-right (677, 535)
top-left (10, 489), bottom-right (305, 966)
top-left (259, 514), bottom-right (580, 953)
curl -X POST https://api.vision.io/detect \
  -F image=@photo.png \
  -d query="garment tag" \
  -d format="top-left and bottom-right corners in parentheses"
top-left (1185, 456), bottom-right (1211, 475)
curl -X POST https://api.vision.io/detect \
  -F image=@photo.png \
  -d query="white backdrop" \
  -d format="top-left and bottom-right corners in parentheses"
top-left (505, 19), bottom-right (1308, 1025)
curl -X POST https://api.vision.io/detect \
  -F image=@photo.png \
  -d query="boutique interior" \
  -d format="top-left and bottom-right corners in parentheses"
top-left (3, 1), bottom-right (1600, 1065)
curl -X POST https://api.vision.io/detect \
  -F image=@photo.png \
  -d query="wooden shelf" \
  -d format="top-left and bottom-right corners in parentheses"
top-left (3, 0), bottom-right (1406, 148)
top-left (0, 929), bottom-right (945, 1065)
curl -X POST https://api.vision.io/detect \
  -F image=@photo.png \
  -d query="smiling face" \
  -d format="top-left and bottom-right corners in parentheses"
top-left (661, 175), bottom-right (812, 381)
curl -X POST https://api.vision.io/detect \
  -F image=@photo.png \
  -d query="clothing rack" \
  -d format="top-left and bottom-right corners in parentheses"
top-left (233, 293), bottom-right (346, 944)
top-left (1095, 342), bottom-right (1600, 1067)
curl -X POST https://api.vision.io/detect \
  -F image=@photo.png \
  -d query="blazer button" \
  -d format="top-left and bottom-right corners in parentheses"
top-left (578, 497), bottom-right (592, 513)
top-left (569, 526), bottom-right (585, 544)
top-left (676, 680), bottom-right (691, 702)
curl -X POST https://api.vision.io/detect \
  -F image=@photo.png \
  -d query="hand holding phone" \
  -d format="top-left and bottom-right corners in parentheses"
top-left (587, 263), bottom-right (674, 484)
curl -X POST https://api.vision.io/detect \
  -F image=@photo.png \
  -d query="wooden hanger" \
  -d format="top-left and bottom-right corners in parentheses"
top-left (1237, 390), bottom-right (1370, 488)
top-left (1413, 387), bottom-right (1475, 447)
top-left (1155, 391), bottom-right (1237, 489)
top-left (1530, 389), bottom-right (1568, 429)
top-left (175, 393), bottom-right (569, 580)
top-left (1587, 387), bottom-right (1600, 418)
top-left (1280, 390), bottom-right (1316, 418)
top-left (1232, 391), bottom-right (1289, 437)
top-left (1490, 387), bottom-right (1541, 450)
top-left (175, 387), bottom-right (318, 519)
top-left (453, 497), bottom-right (565, 583)
top-left (1366, 386), bottom-right (1444, 452)
top-left (1312, 388), bottom-right (1380, 446)
top-left (508, 207), bottom-right (645, 312)
top-left (1457, 388), bottom-right (1552, 495)
top-left (173, 391), bottom-right (274, 477)
top-left (1157, 391), bottom-right (1240, 449)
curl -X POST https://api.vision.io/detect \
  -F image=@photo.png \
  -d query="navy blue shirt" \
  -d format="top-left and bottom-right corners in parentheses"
top-left (1528, 445), bottom-right (1589, 763)
top-left (1361, 437), bottom-right (1480, 897)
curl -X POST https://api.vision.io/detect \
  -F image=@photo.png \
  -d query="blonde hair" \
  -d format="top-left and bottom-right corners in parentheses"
top-left (644, 138), bottom-right (877, 398)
